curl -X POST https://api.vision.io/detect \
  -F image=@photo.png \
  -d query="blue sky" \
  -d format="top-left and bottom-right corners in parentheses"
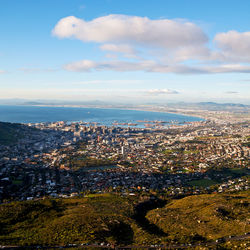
top-left (0, 0), bottom-right (250, 104)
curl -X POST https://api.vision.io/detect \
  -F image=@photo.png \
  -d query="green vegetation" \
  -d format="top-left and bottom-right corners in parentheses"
top-left (183, 149), bottom-right (199, 155)
top-left (242, 142), bottom-right (250, 147)
top-left (229, 168), bottom-right (249, 175)
top-left (163, 148), bottom-right (199, 155)
top-left (207, 168), bottom-right (249, 180)
top-left (59, 142), bottom-right (117, 171)
top-left (0, 194), bottom-right (135, 246)
top-left (186, 140), bottom-right (204, 144)
top-left (186, 168), bottom-right (249, 190)
top-left (197, 136), bottom-right (223, 140)
top-left (162, 149), bottom-right (176, 154)
top-left (0, 121), bottom-right (38, 145)
top-left (11, 180), bottom-right (23, 185)
top-left (188, 179), bottom-right (218, 187)
top-left (0, 122), bottom-right (22, 145)
top-left (0, 192), bottom-right (249, 247)
top-left (147, 192), bottom-right (249, 243)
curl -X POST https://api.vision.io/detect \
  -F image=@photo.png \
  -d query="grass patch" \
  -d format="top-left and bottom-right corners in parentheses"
top-left (183, 150), bottom-right (199, 155)
top-left (188, 179), bottom-right (218, 187)
top-left (229, 168), bottom-right (249, 175)
top-left (12, 180), bottom-right (23, 185)
top-left (163, 149), bottom-right (175, 154)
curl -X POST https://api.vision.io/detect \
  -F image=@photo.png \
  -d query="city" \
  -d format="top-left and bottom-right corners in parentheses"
top-left (0, 117), bottom-right (249, 202)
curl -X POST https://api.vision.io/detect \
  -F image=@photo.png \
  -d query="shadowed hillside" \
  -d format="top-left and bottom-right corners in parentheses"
top-left (0, 192), bottom-right (249, 247)
top-left (0, 121), bottom-right (38, 145)
top-left (0, 122), bottom-right (23, 145)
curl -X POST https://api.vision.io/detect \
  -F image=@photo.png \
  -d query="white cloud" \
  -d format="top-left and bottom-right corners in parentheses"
top-left (173, 46), bottom-right (212, 62)
top-left (53, 15), bottom-right (250, 74)
top-left (64, 59), bottom-right (156, 72)
top-left (147, 89), bottom-right (179, 95)
top-left (52, 14), bottom-right (208, 49)
top-left (205, 64), bottom-right (250, 73)
top-left (64, 59), bottom-right (250, 74)
top-left (63, 60), bottom-right (97, 72)
top-left (0, 70), bottom-right (6, 74)
top-left (100, 44), bottom-right (134, 54)
top-left (214, 31), bottom-right (250, 62)
top-left (104, 53), bottom-right (119, 59)
top-left (100, 43), bottom-right (138, 58)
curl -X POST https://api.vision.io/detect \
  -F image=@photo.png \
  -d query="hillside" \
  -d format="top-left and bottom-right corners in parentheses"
top-left (0, 122), bottom-right (21, 145)
top-left (147, 192), bottom-right (250, 243)
top-left (0, 192), bottom-right (249, 248)
top-left (0, 194), bottom-right (135, 247)
top-left (0, 121), bottom-right (32, 145)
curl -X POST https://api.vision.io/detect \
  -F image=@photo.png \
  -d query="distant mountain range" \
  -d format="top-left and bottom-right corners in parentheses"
top-left (198, 102), bottom-right (248, 107)
top-left (0, 99), bottom-right (249, 111)
top-left (167, 102), bottom-right (250, 110)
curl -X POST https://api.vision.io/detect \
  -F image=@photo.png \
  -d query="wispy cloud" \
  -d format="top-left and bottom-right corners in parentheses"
top-left (147, 89), bottom-right (179, 95)
top-left (225, 91), bottom-right (239, 94)
top-left (19, 68), bottom-right (58, 73)
top-left (0, 70), bottom-right (6, 74)
top-left (64, 59), bottom-right (250, 74)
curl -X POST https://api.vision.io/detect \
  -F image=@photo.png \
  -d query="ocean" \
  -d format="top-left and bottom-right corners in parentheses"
top-left (0, 105), bottom-right (203, 127)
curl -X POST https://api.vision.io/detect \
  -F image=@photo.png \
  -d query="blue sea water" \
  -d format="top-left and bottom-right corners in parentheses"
top-left (0, 105), bottom-right (203, 126)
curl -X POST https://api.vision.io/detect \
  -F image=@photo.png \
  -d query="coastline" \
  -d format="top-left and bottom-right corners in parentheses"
top-left (16, 104), bottom-right (206, 121)
top-left (3, 103), bottom-right (250, 124)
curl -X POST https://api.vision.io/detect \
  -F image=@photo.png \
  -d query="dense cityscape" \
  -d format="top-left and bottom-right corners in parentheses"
top-left (1, 116), bottom-right (249, 202)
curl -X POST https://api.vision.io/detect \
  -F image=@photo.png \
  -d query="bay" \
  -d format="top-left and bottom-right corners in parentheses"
top-left (0, 105), bottom-right (203, 127)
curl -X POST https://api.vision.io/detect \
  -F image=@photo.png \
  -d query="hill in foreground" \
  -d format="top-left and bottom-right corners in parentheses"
top-left (0, 121), bottom-right (37, 145)
top-left (0, 194), bottom-right (135, 247)
top-left (0, 192), bottom-right (249, 248)
top-left (147, 192), bottom-right (249, 241)
top-left (0, 122), bottom-right (23, 145)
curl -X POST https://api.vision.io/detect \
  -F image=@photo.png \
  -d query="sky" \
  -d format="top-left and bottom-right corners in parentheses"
top-left (0, 0), bottom-right (250, 104)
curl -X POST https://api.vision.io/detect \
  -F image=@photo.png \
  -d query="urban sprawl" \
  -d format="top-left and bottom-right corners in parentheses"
top-left (0, 117), bottom-right (249, 202)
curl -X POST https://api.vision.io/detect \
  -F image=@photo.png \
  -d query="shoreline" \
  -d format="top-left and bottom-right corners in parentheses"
top-left (3, 103), bottom-right (250, 124)
top-left (12, 103), bottom-right (206, 121)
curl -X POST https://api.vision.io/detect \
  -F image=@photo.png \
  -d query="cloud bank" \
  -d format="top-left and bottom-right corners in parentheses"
top-left (214, 31), bottom-right (250, 62)
top-left (52, 15), bottom-right (207, 48)
top-left (64, 59), bottom-right (250, 74)
top-left (52, 14), bottom-right (250, 74)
